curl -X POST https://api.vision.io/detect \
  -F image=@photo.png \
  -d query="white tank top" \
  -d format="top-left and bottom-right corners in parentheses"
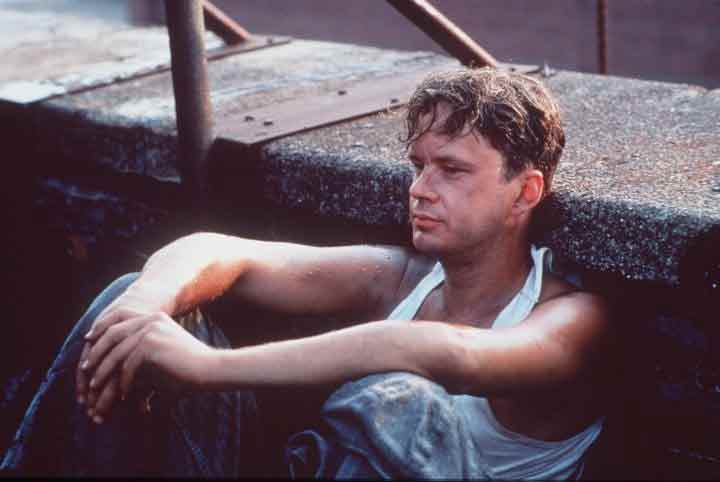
top-left (386, 245), bottom-right (604, 480)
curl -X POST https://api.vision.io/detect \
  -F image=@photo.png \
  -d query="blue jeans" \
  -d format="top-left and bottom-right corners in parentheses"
top-left (0, 273), bottom-right (269, 477)
top-left (0, 273), bottom-right (389, 478)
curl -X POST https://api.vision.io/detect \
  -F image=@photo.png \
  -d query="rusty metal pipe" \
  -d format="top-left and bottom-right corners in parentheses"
top-left (386, 0), bottom-right (497, 68)
top-left (202, 0), bottom-right (251, 45)
top-left (597, 0), bottom-right (608, 74)
top-left (164, 0), bottom-right (214, 195)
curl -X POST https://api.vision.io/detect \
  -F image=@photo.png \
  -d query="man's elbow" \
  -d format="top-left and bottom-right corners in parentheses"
top-left (422, 324), bottom-right (485, 395)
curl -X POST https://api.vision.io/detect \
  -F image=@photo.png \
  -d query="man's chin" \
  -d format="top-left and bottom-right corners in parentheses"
top-left (412, 231), bottom-right (448, 255)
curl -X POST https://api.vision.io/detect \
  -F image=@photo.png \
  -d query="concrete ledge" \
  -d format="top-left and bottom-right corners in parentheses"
top-left (3, 6), bottom-right (718, 286)
top-left (245, 72), bottom-right (720, 287)
top-left (7, 41), bottom-right (720, 290)
top-left (6, 8), bottom-right (716, 292)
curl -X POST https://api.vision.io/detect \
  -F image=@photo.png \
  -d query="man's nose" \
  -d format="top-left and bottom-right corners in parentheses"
top-left (409, 168), bottom-right (439, 203)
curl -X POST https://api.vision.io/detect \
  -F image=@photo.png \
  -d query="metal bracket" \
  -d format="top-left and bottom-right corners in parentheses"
top-left (218, 69), bottom-right (437, 146)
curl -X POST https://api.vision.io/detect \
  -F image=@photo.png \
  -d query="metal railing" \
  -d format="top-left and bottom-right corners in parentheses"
top-left (163, 0), bottom-right (501, 196)
top-left (163, 0), bottom-right (609, 195)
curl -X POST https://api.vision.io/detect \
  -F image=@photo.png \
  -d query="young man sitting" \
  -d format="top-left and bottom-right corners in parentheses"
top-left (2, 67), bottom-right (611, 479)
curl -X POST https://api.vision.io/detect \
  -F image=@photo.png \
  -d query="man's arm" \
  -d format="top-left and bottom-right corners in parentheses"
top-left (77, 232), bottom-right (417, 417)
top-left (82, 288), bottom-right (610, 421)
top-left (117, 231), bottom-right (414, 318)
top-left (203, 290), bottom-right (610, 395)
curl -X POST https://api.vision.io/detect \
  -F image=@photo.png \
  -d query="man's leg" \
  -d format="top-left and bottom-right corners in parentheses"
top-left (1, 273), bottom-right (270, 477)
top-left (286, 372), bottom-right (483, 479)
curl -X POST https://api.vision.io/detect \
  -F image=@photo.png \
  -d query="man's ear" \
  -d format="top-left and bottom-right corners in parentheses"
top-left (512, 169), bottom-right (544, 216)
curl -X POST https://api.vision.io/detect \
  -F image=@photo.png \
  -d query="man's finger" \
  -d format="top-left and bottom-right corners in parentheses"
top-left (83, 316), bottom-right (148, 375)
top-left (76, 342), bottom-right (91, 404)
top-left (90, 326), bottom-right (146, 394)
top-left (86, 384), bottom-right (99, 415)
top-left (120, 338), bottom-right (151, 400)
top-left (84, 307), bottom-right (144, 342)
top-left (90, 376), bottom-right (121, 424)
top-left (84, 310), bottom-right (120, 342)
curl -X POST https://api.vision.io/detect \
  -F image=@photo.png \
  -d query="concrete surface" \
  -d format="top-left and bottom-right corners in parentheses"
top-left (0, 6), bottom-right (227, 103)
top-left (10, 23), bottom-right (719, 287)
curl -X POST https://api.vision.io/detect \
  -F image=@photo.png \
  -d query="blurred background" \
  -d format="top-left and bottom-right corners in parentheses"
top-left (111, 0), bottom-right (719, 88)
top-left (5, 0), bottom-right (718, 87)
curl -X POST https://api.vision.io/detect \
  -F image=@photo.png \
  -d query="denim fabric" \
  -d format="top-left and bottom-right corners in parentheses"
top-left (0, 273), bottom-right (269, 477)
top-left (286, 372), bottom-right (489, 480)
top-left (286, 426), bottom-right (389, 479)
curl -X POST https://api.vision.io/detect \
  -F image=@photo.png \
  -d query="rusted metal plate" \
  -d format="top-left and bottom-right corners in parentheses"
top-left (218, 69), bottom-right (437, 146)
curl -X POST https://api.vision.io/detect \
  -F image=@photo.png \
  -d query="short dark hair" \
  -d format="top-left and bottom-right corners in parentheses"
top-left (402, 67), bottom-right (565, 195)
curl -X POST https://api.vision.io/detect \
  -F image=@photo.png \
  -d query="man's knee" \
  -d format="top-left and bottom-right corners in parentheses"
top-left (82, 272), bottom-right (141, 323)
top-left (57, 273), bottom-right (139, 354)
top-left (53, 272), bottom-right (142, 366)
top-left (97, 272), bottom-right (141, 307)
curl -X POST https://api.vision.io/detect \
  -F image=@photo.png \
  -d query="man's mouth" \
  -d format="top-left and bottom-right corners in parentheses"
top-left (411, 213), bottom-right (442, 228)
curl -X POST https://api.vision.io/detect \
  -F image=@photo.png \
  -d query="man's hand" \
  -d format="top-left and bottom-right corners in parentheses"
top-left (75, 279), bottom-right (179, 421)
top-left (78, 309), bottom-right (215, 423)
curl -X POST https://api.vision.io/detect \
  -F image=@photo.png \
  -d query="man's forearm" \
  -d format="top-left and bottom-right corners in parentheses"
top-left (136, 232), bottom-right (249, 315)
top-left (204, 320), bottom-right (464, 391)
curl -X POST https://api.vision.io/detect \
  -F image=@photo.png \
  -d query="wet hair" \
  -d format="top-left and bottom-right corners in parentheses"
top-left (402, 67), bottom-right (565, 195)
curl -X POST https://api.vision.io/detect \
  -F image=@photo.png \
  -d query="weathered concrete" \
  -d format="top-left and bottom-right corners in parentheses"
top-left (250, 72), bottom-right (720, 288)
top-left (0, 6), bottom-right (223, 103)
top-left (6, 11), bottom-right (716, 287)
top-left (33, 39), bottom-right (455, 180)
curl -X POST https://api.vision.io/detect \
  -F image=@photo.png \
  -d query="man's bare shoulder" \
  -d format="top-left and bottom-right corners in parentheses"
top-left (538, 272), bottom-right (609, 312)
top-left (391, 250), bottom-right (437, 303)
top-left (328, 243), bottom-right (432, 319)
top-left (537, 272), bottom-right (610, 322)
top-left (538, 271), bottom-right (578, 304)
top-left (532, 271), bottom-right (611, 354)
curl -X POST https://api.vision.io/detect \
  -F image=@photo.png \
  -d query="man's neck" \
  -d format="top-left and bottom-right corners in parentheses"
top-left (437, 234), bottom-right (533, 325)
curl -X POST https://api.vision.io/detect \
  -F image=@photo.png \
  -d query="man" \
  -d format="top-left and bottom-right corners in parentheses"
top-left (2, 67), bottom-right (610, 478)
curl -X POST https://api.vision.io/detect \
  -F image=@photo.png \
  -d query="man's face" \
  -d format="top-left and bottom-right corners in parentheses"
top-left (407, 103), bottom-right (520, 257)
